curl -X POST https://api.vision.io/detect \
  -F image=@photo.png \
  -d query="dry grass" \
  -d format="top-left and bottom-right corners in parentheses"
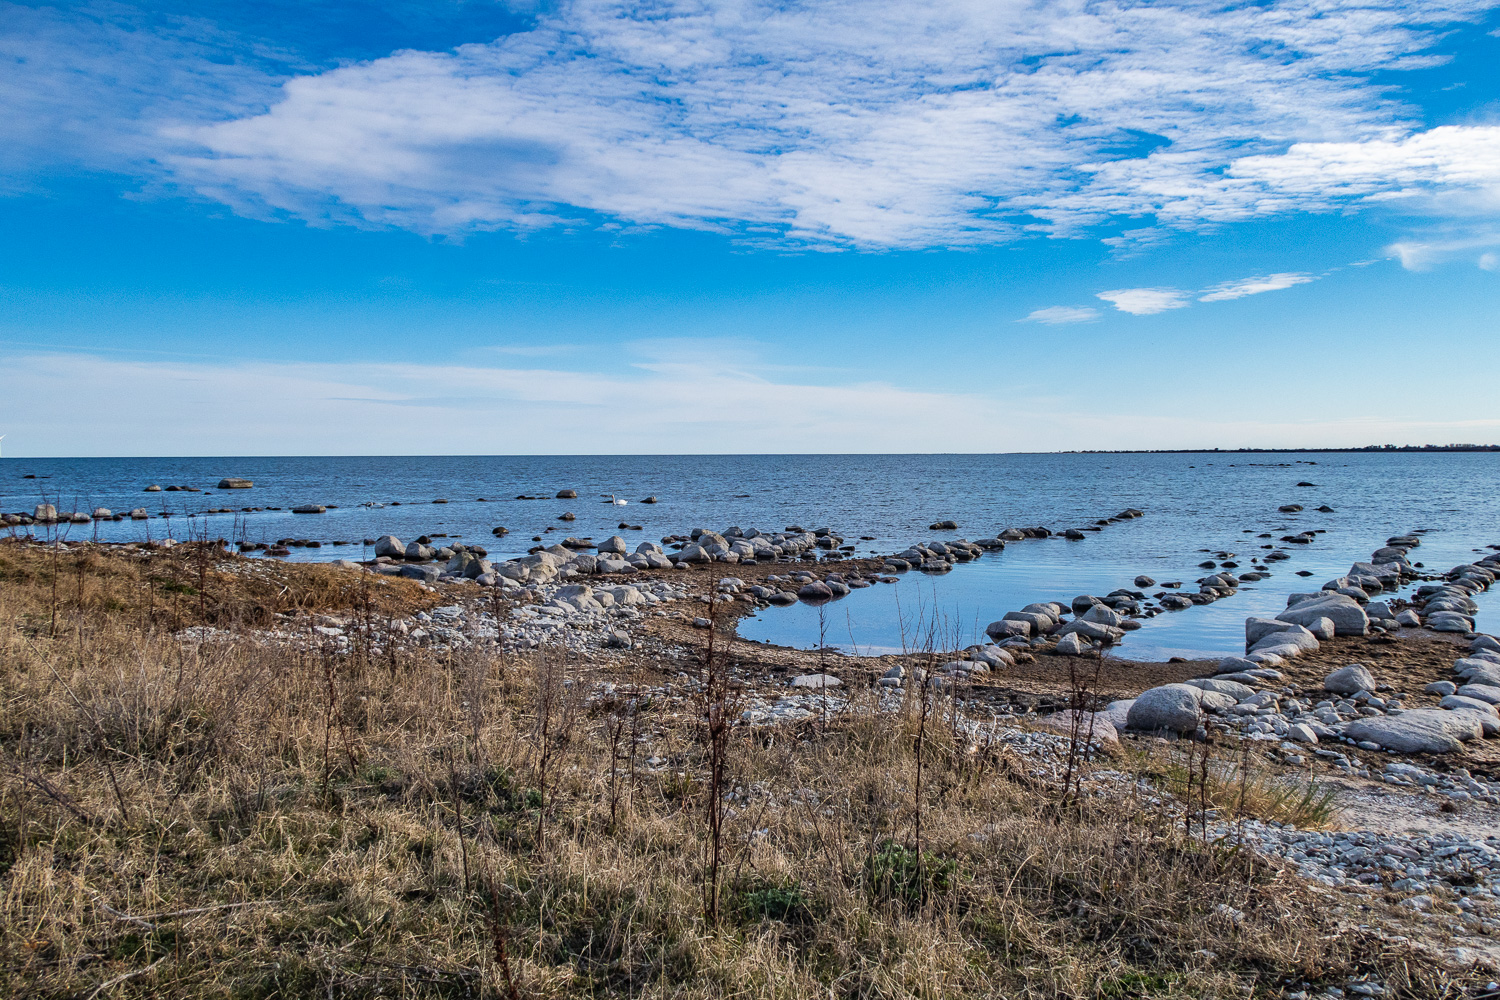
top-left (0, 541), bottom-right (1461, 998)
top-left (0, 537), bottom-right (437, 632)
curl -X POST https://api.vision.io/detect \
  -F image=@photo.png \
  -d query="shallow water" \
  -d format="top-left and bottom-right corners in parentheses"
top-left (5, 452), bottom-right (1497, 657)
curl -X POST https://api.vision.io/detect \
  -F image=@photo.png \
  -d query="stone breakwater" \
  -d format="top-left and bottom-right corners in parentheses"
top-left (1106, 547), bottom-right (1500, 760)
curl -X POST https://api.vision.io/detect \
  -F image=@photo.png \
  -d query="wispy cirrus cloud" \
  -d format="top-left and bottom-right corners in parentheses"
top-left (1022, 306), bottom-right (1100, 325)
top-left (1198, 272), bottom-right (1316, 302)
top-left (1096, 288), bottom-right (1191, 316)
top-left (7, 0), bottom-right (1499, 249)
top-left (5, 348), bottom-right (1496, 457)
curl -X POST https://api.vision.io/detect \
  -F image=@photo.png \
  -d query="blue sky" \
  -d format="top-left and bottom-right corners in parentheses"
top-left (2, 0), bottom-right (1500, 455)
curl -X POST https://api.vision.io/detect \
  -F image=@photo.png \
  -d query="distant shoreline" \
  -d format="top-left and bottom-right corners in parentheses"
top-left (1064, 445), bottom-right (1500, 454)
top-left (3, 445), bottom-right (1498, 460)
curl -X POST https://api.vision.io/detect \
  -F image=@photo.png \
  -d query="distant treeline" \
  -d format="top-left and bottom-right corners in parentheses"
top-left (1068, 444), bottom-right (1500, 454)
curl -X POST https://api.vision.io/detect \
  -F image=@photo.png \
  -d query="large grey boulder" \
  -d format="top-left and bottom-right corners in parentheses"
top-left (1441, 695), bottom-right (1500, 720)
top-left (218, 478), bottom-right (253, 489)
top-left (373, 535), bottom-right (404, 559)
top-left (1215, 656), bottom-right (1259, 675)
top-left (1080, 603), bottom-right (1124, 628)
top-left (1427, 612), bottom-right (1474, 633)
top-left (1195, 689), bottom-right (1238, 712)
top-left (969, 645), bottom-right (1013, 668)
top-left (1454, 658), bottom-right (1500, 686)
top-left (1344, 709), bottom-right (1484, 753)
top-left (1251, 627), bottom-right (1318, 655)
top-left (398, 564), bottom-right (441, 584)
top-left (1034, 711), bottom-right (1119, 745)
top-left (1185, 678), bottom-right (1256, 701)
top-left (1245, 617), bottom-right (1307, 648)
top-left (790, 674), bottom-right (841, 689)
top-left (598, 535), bottom-right (628, 555)
top-left (1304, 617), bottom-right (1336, 640)
top-left (797, 581), bottom-right (834, 602)
top-left (1004, 610), bottom-right (1054, 634)
top-left (1054, 633), bottom-right (1089, 656)
top-left (1324, 664), bottom-right (1377, 695)
top-left (1058, 619), bottom-right (1124, 643)
top-left (1277, 593), bottom-right (1368, 636)
top-left (986, 618), bottom-right (1031, 640)
top-left (405, 541), bottom-right (435, 561)
top-left (1456, 683), bottom-right (1500, 705)
top-left (1126, 684), bottom-right (1204, 733)
top-left (1450, 707), bottom-right (1500, 738)
top-left (1472, 635), bottom-right (1500, 655)
top-left (1101, 699), bottom-right (1134, 731)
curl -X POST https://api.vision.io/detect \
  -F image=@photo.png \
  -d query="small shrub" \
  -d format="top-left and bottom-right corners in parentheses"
top-left (867, 841), bottom-right (957, 909)
top-left (733, 879), bottom-right (814, 924)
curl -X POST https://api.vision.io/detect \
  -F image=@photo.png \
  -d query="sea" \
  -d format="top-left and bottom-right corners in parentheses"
top-left (4, 453), bottom-right (1497, 660)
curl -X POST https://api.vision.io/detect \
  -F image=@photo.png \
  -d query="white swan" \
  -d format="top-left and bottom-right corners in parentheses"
top-left (609, 494), bottom-right (628, 506)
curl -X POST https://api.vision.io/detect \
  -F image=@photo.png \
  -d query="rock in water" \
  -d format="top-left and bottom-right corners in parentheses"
top-left (292, 504), bottom-right (326, 514)
top-left (218, 478), bottom-right (253, 489)
top-left (1276, 593), bottom-right (1368, 636)
top-left (1127, 684), bottom-right (1203, 733)
top-left (373, 535), bottom-right (404, 559)
top-left (1324, 664), bottom-right (1376, 695)
top-left (797, 581), bottom-right (834, 602)
top-left (986, 618), bottom-right (1030, 640)
top-left (556, 489), bottom-right (577, 498)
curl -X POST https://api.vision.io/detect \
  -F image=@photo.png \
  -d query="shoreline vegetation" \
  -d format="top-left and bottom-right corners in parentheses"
top-left (3, 536), bottom-right (1499, 998)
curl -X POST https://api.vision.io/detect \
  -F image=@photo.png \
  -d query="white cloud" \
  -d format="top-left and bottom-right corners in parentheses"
top-left (1096, 288), bottom-right (1190, 315)
top-left (5, 1), bottom-right (1500, 250)
top-left (1386, 227), bottom-right (1500, 269)
top-left (3, 349), bottom-right (1496, 457)
top-left (93, 0), bottom-right (1500, 246)
top-left (1022, 306), bottom-right (1100, 325)
top-left (1198, 272), bottom-right (1316, 302)
top-left (1481, 252), bottom-right (1499, 271)
top-left (0, 350), bottom-right (1022, 455)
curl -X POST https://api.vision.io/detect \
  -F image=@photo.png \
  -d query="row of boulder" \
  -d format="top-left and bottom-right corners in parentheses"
top-left (365, 525), bottom-right (845, 587)
top-left (1405, 551), bottom-right (1500, 633)
top-left (981, 572), bottom-right (1247, 655)
top-left (4, 504), bottom-right (162, 526)
top-left (923, 509), bottom-right (1146, 547)
top-left (1118, 636), bottom-right (1500, 753)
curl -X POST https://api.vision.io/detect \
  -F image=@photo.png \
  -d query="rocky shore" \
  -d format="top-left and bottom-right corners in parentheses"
top-left (5, 512), bottom-right (1500, 987)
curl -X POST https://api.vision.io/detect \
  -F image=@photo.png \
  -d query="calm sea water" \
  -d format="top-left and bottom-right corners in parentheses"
top-left (4, 453), bottom-right (1496, 658)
